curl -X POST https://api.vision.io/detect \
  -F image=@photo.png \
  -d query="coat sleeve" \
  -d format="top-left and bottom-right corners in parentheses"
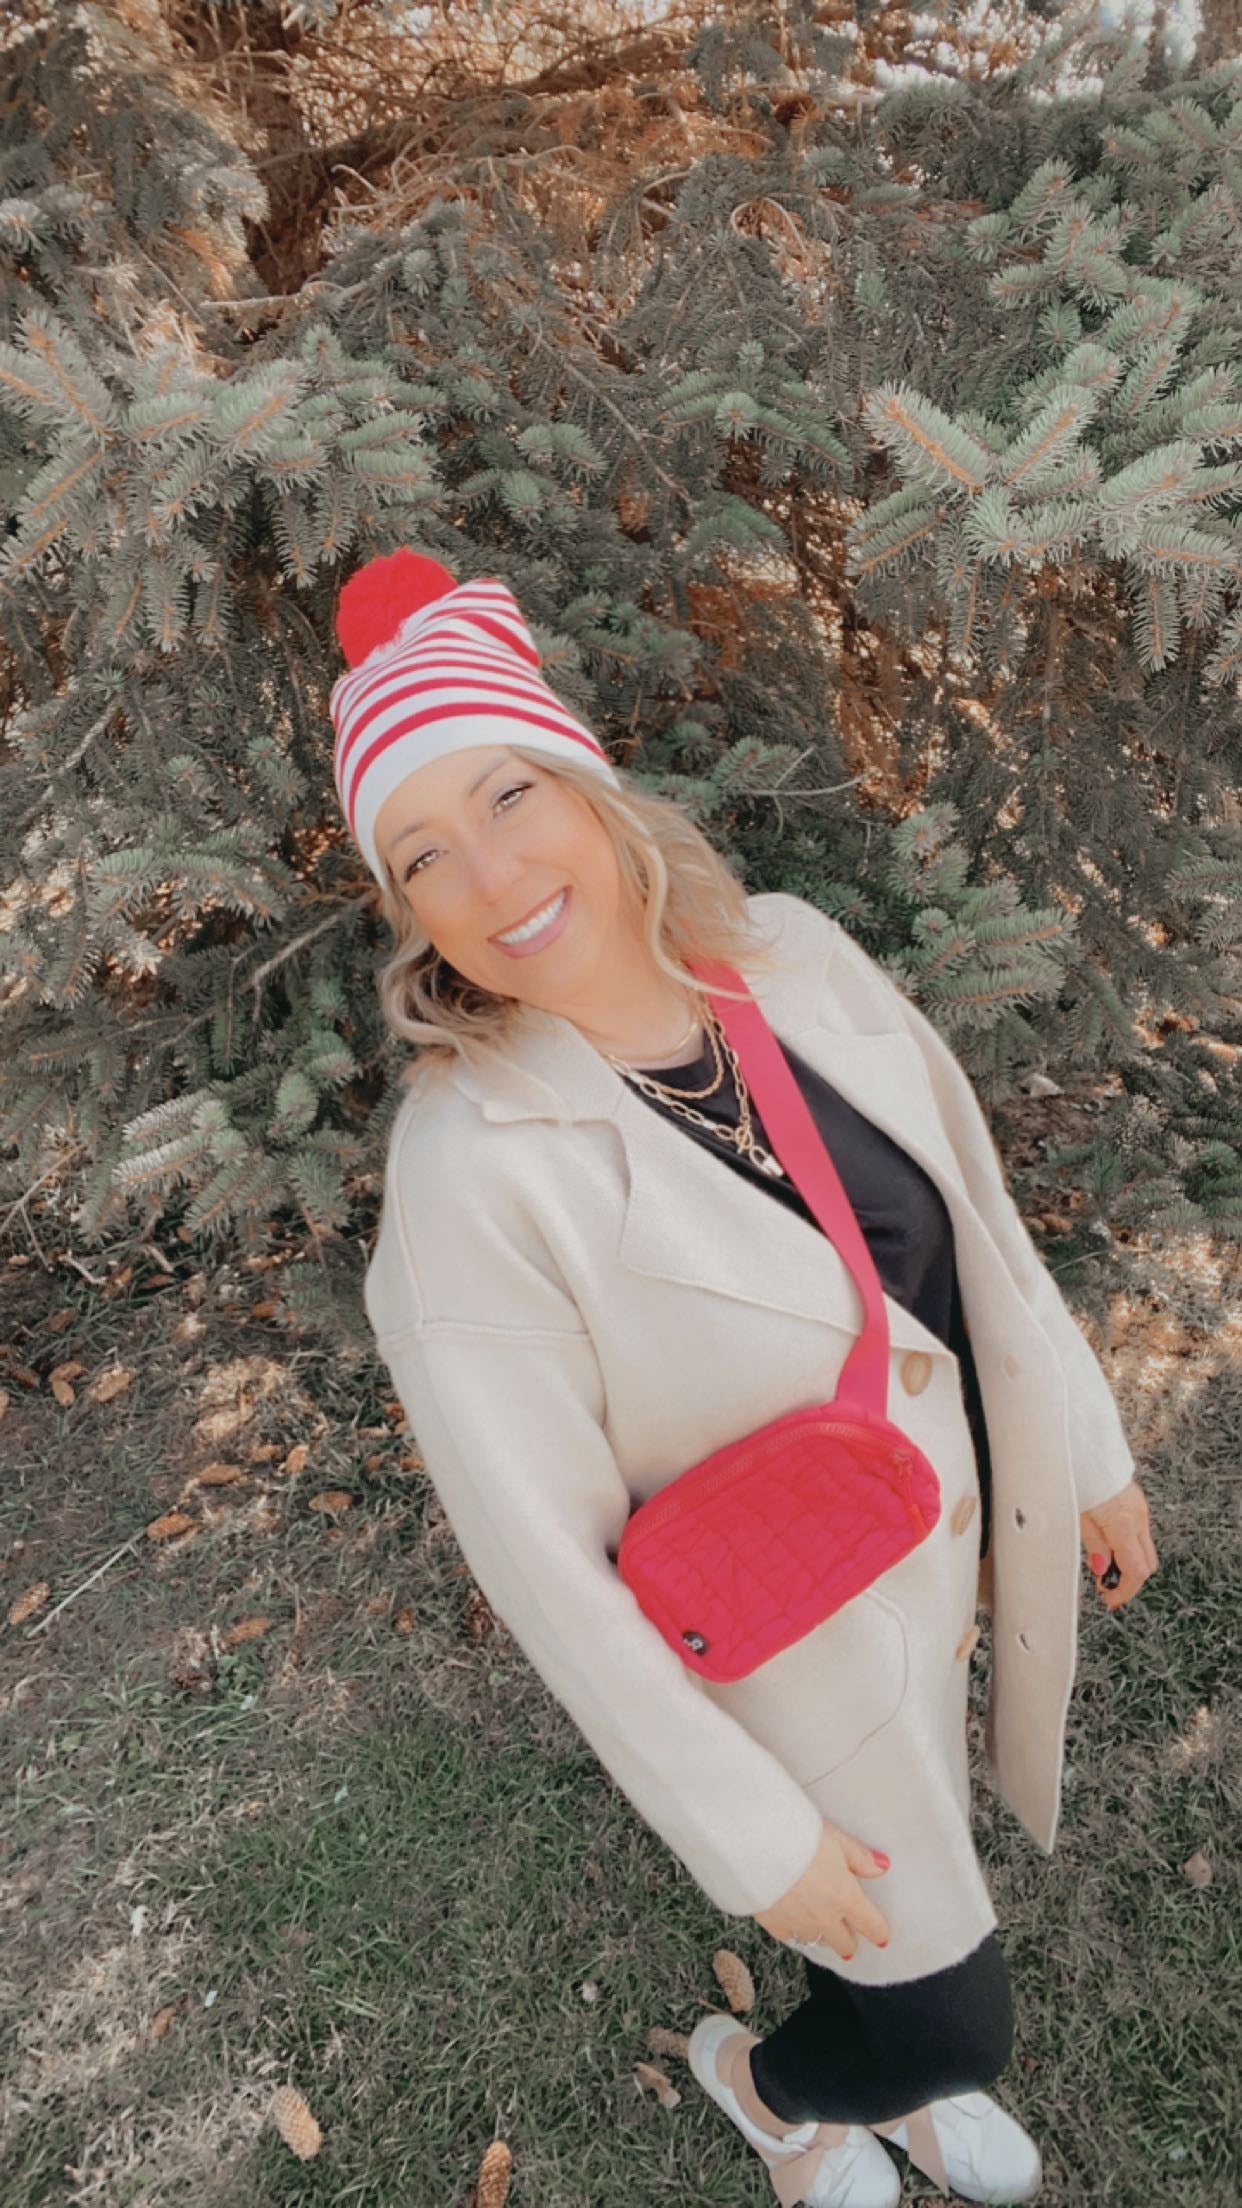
top-left (811, 907), bottom-right (1137, 1516)
top-left (365, 1119), bottom-right (827, 1918)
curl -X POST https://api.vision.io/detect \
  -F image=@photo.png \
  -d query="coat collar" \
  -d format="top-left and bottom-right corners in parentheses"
top-left (439, 895), bottom-right (981, 1367)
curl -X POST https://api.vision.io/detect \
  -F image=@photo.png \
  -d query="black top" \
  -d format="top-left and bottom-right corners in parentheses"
top-left (627, 1027), bottom-right (992, 1557)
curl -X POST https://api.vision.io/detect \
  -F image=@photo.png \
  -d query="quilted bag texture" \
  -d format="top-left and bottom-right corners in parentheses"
top-left (616, 1398), bottom-right (941, 1681)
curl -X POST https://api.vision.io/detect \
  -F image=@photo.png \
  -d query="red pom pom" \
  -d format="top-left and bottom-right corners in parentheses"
top-left (335, 548), bottom-right (459, 667)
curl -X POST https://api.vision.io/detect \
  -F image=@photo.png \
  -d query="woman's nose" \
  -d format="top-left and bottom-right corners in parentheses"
top-left (463, 846), bottom-right (538, 905)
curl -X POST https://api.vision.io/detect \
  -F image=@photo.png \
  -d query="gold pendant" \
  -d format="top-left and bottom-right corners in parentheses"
top-left (752, 1144), bottom-right (786, 1178)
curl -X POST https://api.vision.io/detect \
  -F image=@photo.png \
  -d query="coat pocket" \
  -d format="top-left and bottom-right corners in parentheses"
top-left (695, 1584), bottom-right (911, 1789)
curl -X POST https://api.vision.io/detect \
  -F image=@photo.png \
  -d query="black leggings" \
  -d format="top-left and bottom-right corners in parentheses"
top-left (748, 1929), bottom-right (1014, 2126)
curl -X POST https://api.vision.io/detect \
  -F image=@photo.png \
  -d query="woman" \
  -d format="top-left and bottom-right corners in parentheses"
top-left (330, 549), bottom-right (1158, 2208)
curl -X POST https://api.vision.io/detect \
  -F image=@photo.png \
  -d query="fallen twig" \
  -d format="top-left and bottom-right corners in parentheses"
top-left (24, 1534), bottom-right (144, 1638)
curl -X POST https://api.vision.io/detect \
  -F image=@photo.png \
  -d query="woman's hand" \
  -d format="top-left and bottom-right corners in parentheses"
top-left (752, 1817), bottom-right (891, 1960)
top-left (1080, 1477), bottom-right (1158, 1611)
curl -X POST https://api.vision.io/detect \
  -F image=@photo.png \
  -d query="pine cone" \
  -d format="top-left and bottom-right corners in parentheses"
top-left (219, 1615), bottom-right (272, 1649)
top-left (474, 2137), bottom-right (513, 2207)
top-left (712, 1946), bottom-right (756, 2012)
top-left (146, 1510), bottom-right (195, 1541)
top-left (466, 1588), bottom-right (496, 1638)
top-left (634, 2060), bottom-right (681, 2107)
top-left (269, 2085), bottom-right (322, 2160)
top-left (646, 2024), bottom-right (691, 2060)
top-left (7, 1581), bottom-right (49, 1627)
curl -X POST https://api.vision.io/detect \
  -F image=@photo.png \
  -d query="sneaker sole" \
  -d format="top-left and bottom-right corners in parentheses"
top-left (688, 2012), bottom-right (902, 2208)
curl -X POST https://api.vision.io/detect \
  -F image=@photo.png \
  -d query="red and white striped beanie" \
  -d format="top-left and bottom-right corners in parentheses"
top-left (330, 549), bottom-right (621, 887)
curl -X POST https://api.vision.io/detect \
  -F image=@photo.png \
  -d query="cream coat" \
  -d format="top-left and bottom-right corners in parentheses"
top-left (363, 892), bottom-right (1136, 1984)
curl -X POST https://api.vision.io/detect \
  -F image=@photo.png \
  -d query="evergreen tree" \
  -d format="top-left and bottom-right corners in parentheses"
top-left (2, 0), bottom-right (1240, 1351)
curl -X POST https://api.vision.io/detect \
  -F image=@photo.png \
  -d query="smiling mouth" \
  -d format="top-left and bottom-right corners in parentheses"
top-left (491, 887), bottom-right (570, 943)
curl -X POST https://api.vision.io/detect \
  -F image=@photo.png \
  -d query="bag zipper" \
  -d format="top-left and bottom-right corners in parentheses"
top-left (622, 1424), bottom-right (920, 1544)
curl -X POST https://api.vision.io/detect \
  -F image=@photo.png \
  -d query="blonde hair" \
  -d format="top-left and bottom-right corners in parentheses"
top-left (373, 742), bottom-right (788, 1091)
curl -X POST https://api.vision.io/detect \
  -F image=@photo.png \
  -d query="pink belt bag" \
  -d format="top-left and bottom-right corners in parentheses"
top-left (615, 950), bottom-right (942, 1684)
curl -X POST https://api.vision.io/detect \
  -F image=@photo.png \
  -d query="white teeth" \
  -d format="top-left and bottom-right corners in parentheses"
top-left (496, 889), bottom-right (567, 945)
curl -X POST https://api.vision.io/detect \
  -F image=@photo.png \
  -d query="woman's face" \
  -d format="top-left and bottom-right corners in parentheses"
top-left (372, 745), bottom-right (632, 1008)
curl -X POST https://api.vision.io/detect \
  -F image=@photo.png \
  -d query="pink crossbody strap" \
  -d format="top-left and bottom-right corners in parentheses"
top-left (686, 952), bottom-right (891, 1419)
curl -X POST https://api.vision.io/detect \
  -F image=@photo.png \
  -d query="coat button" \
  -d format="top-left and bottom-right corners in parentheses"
top-left (900, 1351), bottom-right (933, 1395)
top-left (950, 1493), bottom-right (978, 1536)
top-left (1003, 1353), bottom-right (1021, 1377)
top-left (954, 1622), bottom-right (981, 1662)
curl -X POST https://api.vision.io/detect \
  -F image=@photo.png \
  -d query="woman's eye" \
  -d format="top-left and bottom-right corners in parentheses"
top-left (403, 783), bottom-right (531, 882)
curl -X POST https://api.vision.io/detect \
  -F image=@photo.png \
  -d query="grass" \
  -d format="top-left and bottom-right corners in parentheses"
top-left (0, 1220), bottom-right (1238, 2207)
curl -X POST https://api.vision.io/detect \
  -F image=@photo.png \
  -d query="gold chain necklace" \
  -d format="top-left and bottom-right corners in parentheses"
top-left (601, 994), bottom-right (787, 1180)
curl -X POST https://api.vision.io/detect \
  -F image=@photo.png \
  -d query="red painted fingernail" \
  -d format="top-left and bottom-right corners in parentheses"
top-left (873, 1851), bottom-right (891, 1868)
top-left (1089, 1552), bottom-right (1108, 1572)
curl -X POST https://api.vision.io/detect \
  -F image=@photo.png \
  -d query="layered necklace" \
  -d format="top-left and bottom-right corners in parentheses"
top-left (596, 991), bottom-right (788, 1182)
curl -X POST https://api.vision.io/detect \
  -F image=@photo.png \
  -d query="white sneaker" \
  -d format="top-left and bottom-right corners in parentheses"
top-left (688, 2011), bottom-right (902, 2208)
top-left (870, 2086), bottom-right (1043, 2202)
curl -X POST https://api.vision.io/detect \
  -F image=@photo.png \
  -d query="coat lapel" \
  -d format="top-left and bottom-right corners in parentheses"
top-left (613, 1033), bottom-right (964, 1362)
top-left (446, 896), bottom-right (977, 1365)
